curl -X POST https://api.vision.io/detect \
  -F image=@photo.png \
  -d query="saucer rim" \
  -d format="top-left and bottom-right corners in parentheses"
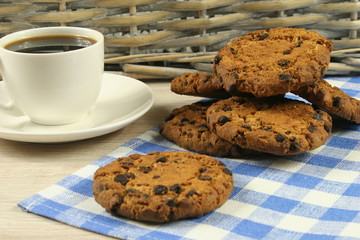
top-left (0, 72), bottom-right (154, 143)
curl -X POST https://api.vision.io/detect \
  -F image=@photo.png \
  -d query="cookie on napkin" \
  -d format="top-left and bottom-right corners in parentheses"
top-left (93, 151), bottom-right (234, 223)
top-left (206, 96), bottom-right (333, 155)
top-left (214, 27), bottom-right (332, 97)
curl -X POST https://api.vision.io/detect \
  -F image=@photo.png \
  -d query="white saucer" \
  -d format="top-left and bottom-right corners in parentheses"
top-left (0, 73), bottom-right (154, 143)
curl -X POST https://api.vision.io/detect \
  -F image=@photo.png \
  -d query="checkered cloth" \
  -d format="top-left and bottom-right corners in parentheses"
top-left (19, 77), bottom-right (360, 240)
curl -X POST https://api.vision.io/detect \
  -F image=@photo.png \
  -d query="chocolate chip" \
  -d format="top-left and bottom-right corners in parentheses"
top-left (222, 168), bottom-right (233, 175)
top-left (167, 199), bottom-right (177, 207)
top-left (214, 55), bottom-right (222, 65)
top-left (279, 74), bottom-right (292, 81)
top-left (154, 185), bottom-right (168, 195)
top-left (219, 115), bottom-right (231, 125)
top-left (258, 33), bottom-right (269, 40)
top-left (296, 40), bottom-right (303, 47)
top-left (152, 175), bottom-right (161, 179)
top-left (233, 72), bottom-right (240, 80)
top-left (181, 117), bottom-right (189, 123)
top-left (116, 194), bottom-right (124, 203)
top-left (183, 81), bottom-right (188, 86)
top-left (121, 162), bottom-right (134, 166)
top-left (110, 194), bottom-right (124, 213)
top-left (148, 152), bottom-right (159, 155)
top-left (278, 59), bottom-right (289, 67)
top-left (165, 113), bottom-right (175, 122)
top-left (126, 188), bottom-right (140, 194)
top-left (290, 137), bottom-right (297, 142)
top-left (325, 125), bottom-right (331, 133)
top-left (198, 130), bottom-right (206, 135)
top-left (313, 112), bottom-right (323, 121)
top-left (308, 124), bottom-right (317, 133)
top-left (309, 83), bottom-right (317, 88)
top-left (290, 142), bottom-right (302, 152)
top-left (283, 49), bottom-right (291, 55)
top-left (139, 166), bottom-right (152, 173)
top-left (275, 134), bottom-right (286, 143)
top-left (114, 174), bottom-right (129, 186)
top-left (178, 123), bottom-right (185, 127)
top-left (198, 129), bottom-right (209, 134)
top-left (332, 97), bottom-right (342, 107)
top-left (242, 125), bottom-right (252, 131)
top-left (170, 184), bottom-right (182, 194)
top-left (204, 75), bottom-right (211, 82)
top-left (285, 131), bottom-right (291, 135)
top-left (218, 76), bottom-right (223, 84)
top-left (156, 157), bottom-right (167, 163)
top-left (260, 126), bottom-right (273, 131)
top-left (197, 123), bottom-right (208, 128)
top-left (230, 47), bottom-right (236, 54)
top-left (198, 175), bottom-right (212, 181)
top-left (110, 203), bottom-right (120, 214)
top-left (199, 167), bottom-right (207, 173)
top-left (99, 184), bottom-right (105, 192)
top-left (224, 106), bottom-right (232, 112)
top-left (234, 132), bottom-right (245, 143)
top-left (186, 190), bottom-right (198, 197)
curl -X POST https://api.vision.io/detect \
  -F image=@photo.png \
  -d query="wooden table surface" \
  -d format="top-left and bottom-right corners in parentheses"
top-left (0, 79), bottom-right (199, 240)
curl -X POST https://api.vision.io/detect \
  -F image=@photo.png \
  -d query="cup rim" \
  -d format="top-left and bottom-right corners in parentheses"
top-left (0, 26), bottom-right (104, 56)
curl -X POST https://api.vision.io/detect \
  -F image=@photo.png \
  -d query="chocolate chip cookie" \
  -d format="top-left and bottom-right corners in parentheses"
top-left (93, 151), bottom-right (234, 223)
top-left (160, 100), bottom-right (257, 157)
top-left (293, 79), bottom-right (360, 123)
top-left (171, 72), bottom-right (231, 98)
top-left (207, 96), bottom-right (332, 155)
top-left (214, 28), bottom-right (333, 97)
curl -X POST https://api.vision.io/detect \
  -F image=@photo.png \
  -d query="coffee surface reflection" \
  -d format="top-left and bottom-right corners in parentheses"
top-left (5, 35), bottom-right (96, 53)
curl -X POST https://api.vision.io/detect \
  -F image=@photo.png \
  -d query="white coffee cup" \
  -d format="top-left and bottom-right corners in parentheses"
top-left (0, 27), bottom-right (104, 125)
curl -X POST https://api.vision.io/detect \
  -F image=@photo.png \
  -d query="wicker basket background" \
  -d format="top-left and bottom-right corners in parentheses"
top-left (1, 0), bottom-right (360, 79)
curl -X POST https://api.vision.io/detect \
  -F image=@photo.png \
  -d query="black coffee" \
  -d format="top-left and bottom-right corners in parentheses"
top-left (5, 35), bottom-right (96, 53)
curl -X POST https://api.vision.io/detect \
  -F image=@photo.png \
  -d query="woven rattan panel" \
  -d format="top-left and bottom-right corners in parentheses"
top-left (1, 0), bottom-right (360, 79)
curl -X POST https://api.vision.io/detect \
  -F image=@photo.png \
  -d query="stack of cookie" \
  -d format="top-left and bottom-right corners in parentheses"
top-left (93, 28), bottom-right (360, 224)
top-left (161, 28), bottom-right (360, 157)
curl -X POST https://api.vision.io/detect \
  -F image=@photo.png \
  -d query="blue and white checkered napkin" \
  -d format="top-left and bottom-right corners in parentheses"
top-left (19, 77), bottom-right (360, 240)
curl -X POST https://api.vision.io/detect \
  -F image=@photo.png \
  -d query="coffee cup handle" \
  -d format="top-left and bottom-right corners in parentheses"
top-left (0, 59), bottom-right (23, 116)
